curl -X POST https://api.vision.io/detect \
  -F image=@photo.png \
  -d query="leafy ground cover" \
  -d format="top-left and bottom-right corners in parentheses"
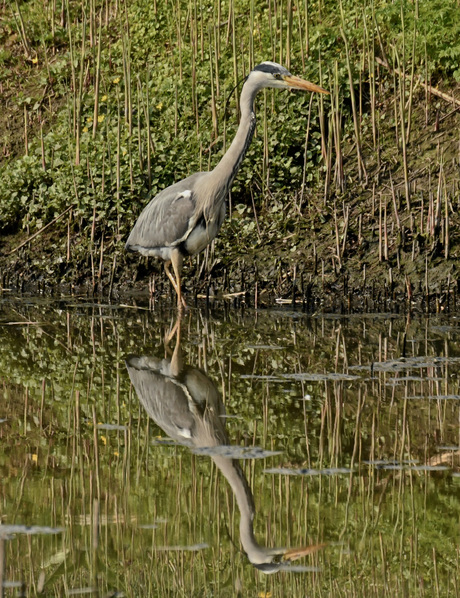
top-left (0, 0), bottom-right (459, 310)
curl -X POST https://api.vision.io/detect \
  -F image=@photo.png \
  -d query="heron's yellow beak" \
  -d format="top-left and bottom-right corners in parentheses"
top-left (283, 543), bottom-right (327, 561)
top-left (283, 74), bottom-right (329, 94)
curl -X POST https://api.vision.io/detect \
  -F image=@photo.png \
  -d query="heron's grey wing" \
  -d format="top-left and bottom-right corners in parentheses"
top-left (126, 356), bottom-right (227, 447)
top-left (126, 356), bottom-right (195, 442)
top-left (126, 172), bottom-right (206, 251)
top-left (182, 368), bottom-right (228, 445)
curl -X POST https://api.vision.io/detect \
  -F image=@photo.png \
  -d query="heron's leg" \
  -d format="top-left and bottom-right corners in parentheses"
top-left (171, 249), bottom-right (186, 309)
top-left (165, 316), bottom-right (181, 349)
top-left (169, 321), bottom-right (183, 376)
top-left (164, 260), bottom-right (181, 299)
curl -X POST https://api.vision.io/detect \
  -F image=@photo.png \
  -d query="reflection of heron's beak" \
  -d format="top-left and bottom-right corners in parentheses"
top-left (283, 74), bottom-right (329, 94)
top-left (282, 543), bottom-right (327, 561)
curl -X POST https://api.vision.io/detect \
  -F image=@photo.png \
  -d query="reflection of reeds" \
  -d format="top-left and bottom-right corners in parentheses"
top-left (1, 307), bottom-right (460, 594)
top-left (65, 513), bottom-right (141, 526)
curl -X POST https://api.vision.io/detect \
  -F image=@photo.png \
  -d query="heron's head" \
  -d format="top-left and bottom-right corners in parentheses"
top-left (250, 61), bottom-right (329, 94)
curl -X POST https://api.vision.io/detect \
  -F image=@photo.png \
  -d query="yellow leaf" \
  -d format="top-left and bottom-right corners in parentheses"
top-left (101, 436), bottom-right (107, 445)
top-left (31, 454), bottom-right (38, 463)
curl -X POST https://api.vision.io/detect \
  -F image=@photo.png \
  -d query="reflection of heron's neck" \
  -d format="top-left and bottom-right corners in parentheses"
top-left (213, 455), bottom-right (280, 565)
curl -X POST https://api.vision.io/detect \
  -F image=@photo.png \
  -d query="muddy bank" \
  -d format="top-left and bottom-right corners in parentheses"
top-left (1, 202), bottom-right (458, 314)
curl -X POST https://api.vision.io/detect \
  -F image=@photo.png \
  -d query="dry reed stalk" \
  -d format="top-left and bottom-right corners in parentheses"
top-left (278, 0), bottom-right (283, 65)
top-left (443, 171), bottom-right (449, 259)
top-left (317, 51), bottom-right (328, 165)
top-left (249, 0), bottom-right (254, 69)
top-left (405, 21), bottom-right (417, 143)
top-left (143, 72), bottom-right (152, 186)
top-left (13, 0), bottom-right (32, 57)
top-left (383, 203), bottom-right (388, 261)
top-left (23, 104), bottom-right (28, 156)
top-left (136, 80), bottom-right (143, 172)
top-left (285, 0), bottom-right (292, 71)
top-left (341, 203), bottom-right (349, 257)
top-left (8, 206), bottom-right (73, 255)
top-left (300, 94), bottom-right (314, 205)
top-left (364, 15), bottom-right (377, 148)
top-left (115, 88), bottom-right (121, 232)
top-left (394, 47), bottom-right (411, 211)
top-left (39, 114), bottom-right (46, 170)
top-left (376, 56), bottom-right (460, 109)
top-left (92, 407), bottom-right (101, 500)
top-left (340, 16), bottom-right (366, 182)
top-left (323, 113), bottom-right (333, 201)
top-left (208, 36), bottom-right (218, 140)
top-left (333, 203), bottom-right (342, 269)
top-left (74, 11), bottom-right (87, 166)
top-left (331, 62), bottom-right (344, 193)
top-left (390, 175), bottom-right (402, 236)
top-left (304, 0), bottom-right (309, 57)
top-left (92, 14), bottom-right (103, 138)
top-left (296, 0), bottom-right (305, 70)
top-left (262, 91), bottom-right (269, 194)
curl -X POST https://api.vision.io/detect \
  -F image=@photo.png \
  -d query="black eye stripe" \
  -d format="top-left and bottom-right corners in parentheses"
top-left (253, 63), bottom-right (277, 74)
top-left (252, 62), bottom-right (289, 77)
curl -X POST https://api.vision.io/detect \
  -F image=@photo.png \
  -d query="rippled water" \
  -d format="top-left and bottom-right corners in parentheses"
top-left (0, 298), bottom-right (459, 597)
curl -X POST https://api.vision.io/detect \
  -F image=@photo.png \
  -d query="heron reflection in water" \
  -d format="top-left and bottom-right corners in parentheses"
top-left (125, 322), bottom-right (324, 572)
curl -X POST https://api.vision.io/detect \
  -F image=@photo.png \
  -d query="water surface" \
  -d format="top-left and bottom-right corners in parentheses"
top-left (1, 298), bottom-right (459, 596)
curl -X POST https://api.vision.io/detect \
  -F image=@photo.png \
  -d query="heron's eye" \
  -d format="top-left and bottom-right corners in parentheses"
top-left (274, 73), bottom-right (282, 80)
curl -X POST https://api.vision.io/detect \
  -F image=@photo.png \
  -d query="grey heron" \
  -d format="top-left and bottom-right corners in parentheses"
top-left (125, 322), bottom-right (325, 571)
top-left (125, 62), bottom-right (328, 307)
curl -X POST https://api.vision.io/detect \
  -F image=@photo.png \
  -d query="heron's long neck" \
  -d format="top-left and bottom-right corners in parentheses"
top-left (212, 456), bottom-right (265, 561)
top-left (211, 82), bottom-right (257, 193)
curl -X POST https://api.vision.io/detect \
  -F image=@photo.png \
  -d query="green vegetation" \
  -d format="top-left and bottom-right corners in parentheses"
top-left (0, 0), bottom-right (459, 305)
